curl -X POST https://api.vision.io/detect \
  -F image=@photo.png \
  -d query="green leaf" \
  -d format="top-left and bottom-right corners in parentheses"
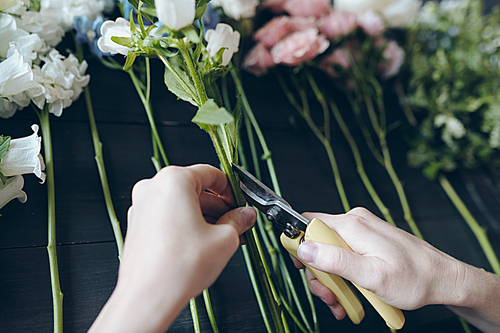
top-left (164, 67), bottom-right (197, 105)
top-left (192, 99), bottom-right (233, 127)
top-left (111, 36), bottom-right (133, 48)
top-left (156, 46), bottom-right (178, 58)
top-left (181, 26), bottom-right (200, 43)
top-left (0, 172), bottom-right (6, 186)
top-left (0, 135), bottom-right (11, 161)
top-left (195, 3), bottom-right (208, 20)
top-left (123, 52), bottom-right (139, 70)
top-left (140, 6), bottom-right (157, 17)
top-left (224, 96), bottom-right (242, 160)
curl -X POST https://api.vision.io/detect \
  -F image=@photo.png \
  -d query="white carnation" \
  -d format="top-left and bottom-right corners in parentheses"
top-left (15, 7), bottom-right (65, 47)
top-left (31, 49), bottom-right (90, 117)
top-left (40, 0), bottom-right (105, 31)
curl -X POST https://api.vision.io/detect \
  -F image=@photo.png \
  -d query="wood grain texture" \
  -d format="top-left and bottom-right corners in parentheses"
top-left (2, 4), bottom-right (500, 330)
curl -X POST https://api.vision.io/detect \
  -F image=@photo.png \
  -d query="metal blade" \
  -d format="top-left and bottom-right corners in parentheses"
top-left (232, 163), bottom-right (291, 207)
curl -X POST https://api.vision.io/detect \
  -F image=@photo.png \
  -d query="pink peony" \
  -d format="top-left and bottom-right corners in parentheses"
top-left (283, 0), bottom-right (331, 18)
top-left (254, 16), bottom-right (291, 48)
top-left (318, 10), bottom-right (357, 40)
top-left (262, 0), bottom-right (288, 13)
top-left (376, 40), bottom-right (405, 79)
top-left (271, 28), bottom-right (330, 66)
top-left (320, 48), bottom-right (350, 77)
top-left (357, 11), bottom-right (386, 36)
top-left (243, 43), bottom-right (275, 77)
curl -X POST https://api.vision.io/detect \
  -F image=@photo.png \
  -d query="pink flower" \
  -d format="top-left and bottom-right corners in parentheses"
top-left (271, 28), bottom-right (330, 66)
top-left (243, 43), bottom-right (275, 77)
top-left (357, 11), bottom-right (385, 36)
top-left (318, 10), bottom-right (357, 40)
top-left (376, 40), bottom-right (405, 79)
top-left (262, 0), bottom-right (288, 13)
top-left (283, 0), bottom-right (331, 18)
top-left (288, 16), bottom-right (317, 31)
top-left (254, 16), bottom-right (291, 48)
top-left (320, 48), bottom-right (350, 77)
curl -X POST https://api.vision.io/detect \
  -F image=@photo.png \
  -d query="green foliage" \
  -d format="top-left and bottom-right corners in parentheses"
top-left (0, 135), bottom-right (11, 185)
top-left (192, 99), bottom-right (234, 129)
top-left (164, 65), bottom-right (198, 105)
top-left (406, 0), bottom-right (500, 178)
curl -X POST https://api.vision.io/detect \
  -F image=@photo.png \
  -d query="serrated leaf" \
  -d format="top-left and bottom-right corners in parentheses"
top-left (192, 99), bottom-right (233, 126)
top-left (181, 26), bottom-right (200, 43)
top-left (111, 36), bottom-right (133, 47)
top-left (164, 67), bottom-right (197, 105)
top-left (0, 135), bottom-right (11, 161)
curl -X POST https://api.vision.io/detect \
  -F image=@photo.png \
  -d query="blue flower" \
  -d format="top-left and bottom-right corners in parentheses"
top-left (74, 15), bottom-right (111, 58)
top-left (202, 3), bottom-right (221, 35)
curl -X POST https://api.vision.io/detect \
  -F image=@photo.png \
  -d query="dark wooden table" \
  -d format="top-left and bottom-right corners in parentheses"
top-left (2, 24), bottom-right (500, 333)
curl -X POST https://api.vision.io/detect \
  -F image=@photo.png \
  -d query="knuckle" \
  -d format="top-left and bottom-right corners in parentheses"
top-left (348, 207), bottom-right (371, 217)
top-left (131, 178), bottom-right (151, 201)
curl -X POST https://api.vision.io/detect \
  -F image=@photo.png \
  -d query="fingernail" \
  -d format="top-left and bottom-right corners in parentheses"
top-left (241, 207), bottom-right (256, 224)
top-left (297, 242), bottom-right (317, 263)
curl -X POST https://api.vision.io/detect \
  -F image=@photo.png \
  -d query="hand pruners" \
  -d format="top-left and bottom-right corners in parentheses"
top-left (232, 163), bottom-right (405, 330)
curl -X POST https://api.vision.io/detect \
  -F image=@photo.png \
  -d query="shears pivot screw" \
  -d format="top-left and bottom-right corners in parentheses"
top-left (266, 207), bottom-right (281, 222)
top-left (284, 224), bottom-right (301, 239)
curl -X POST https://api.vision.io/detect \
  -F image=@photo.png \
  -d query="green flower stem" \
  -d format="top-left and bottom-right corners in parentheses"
top-left (82, 85), bottom-right (125, 257)
top-left (73, 38), bottom-right (124, 258)
top-left (127, 69), bottom-right (169, 167)
top-left (203, 289), bottom-right (219, 333)
top-left (189, 298), bottom-right (201, 333)
top-left (362, 79), bottom-right (423, 238)
top-left (232, 70), bottom-right (318, 332)
top-left (241, 245), bottom-right (274, 333)
top-left (438, 174), bottom-right (500, 275)
top-left (179, 43), bottom-right (207, 104)
top-left (278, 71), bottom-right (350, 212)
top-left (304, 70), bottom-right (395, 226)
top-left (37, 106), bottom-right (63, 333)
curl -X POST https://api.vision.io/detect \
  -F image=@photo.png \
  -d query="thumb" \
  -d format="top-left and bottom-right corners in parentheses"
top-left (214, 206), bottom-right (256, 236)
top-left (297, 241), bottom-right (369, 285)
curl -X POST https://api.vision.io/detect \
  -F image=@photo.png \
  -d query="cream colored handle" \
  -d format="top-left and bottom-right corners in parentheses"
top-left (304, 218), bottom-right (405, 330)
top-left (280, 232), bottom-right (365, 325)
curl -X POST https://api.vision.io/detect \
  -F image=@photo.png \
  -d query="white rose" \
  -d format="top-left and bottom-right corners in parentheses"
top-left (0, 175), bottom-right (27, 210)
top-left (334, 0), bottom-right (422, 27)
top-left (97, 17), bottom-right (132, 55)
top-left (154, 0), bottom-right (195, 31)
top-left (0, 124), bottom-right (45, 182)
top-left (205, 23), bottom-right (240, 66)
top-left (381, 0), bottom-right (422, 28)
top-left (211, 0), bottom-right (260, 20)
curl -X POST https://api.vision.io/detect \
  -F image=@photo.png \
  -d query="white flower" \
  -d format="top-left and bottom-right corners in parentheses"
top-left (31, 49), bottom-right (90, 117)
top-left (15, 7), bottom-right (65, 47)
top-left (39, 0), bottom-right (105, 31)
top-left (334, 0), bottom-right (422, 28)
top-left (0, 0), bottom-right (29, 11)
top-left (211, 0), bottom-right (259, 20)
top-left (0, 175), bottom-right (27, 210)
top-left (154, 0), bottom-right (195, 31)
top-left (97, 17), bottom-right (132, 55)
top-left (381, 0), bottom-right (422, 28)
top-left (0, 13), bottom-right (28, 58)
top-left (0, 48), bottom-right (44, 118)
top-left (0, 125), bottom-right (45, 182)
top-left (434, 114), bottom-right (466, 146)
top-left (205, 23), bottom-right (240, 66)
